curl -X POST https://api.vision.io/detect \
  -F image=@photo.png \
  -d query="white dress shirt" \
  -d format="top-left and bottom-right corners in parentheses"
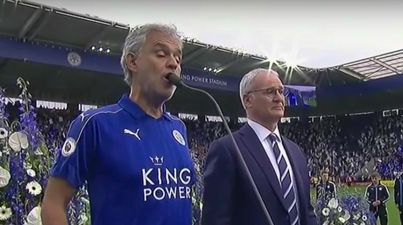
top-left (247, 119), bottom-right (300, 221)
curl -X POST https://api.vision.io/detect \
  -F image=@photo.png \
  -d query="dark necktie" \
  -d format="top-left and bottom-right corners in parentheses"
top-left (268, 133), bottom-right (299, 225)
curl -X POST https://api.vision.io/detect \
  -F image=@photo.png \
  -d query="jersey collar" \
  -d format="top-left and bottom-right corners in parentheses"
top-left (118, 95), bottom-right (171, 121)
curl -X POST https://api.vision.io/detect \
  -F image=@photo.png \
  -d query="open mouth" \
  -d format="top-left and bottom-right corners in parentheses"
top-left (163, 74), bottom-right (171, 82)
top-left (163, 73), bottom-right (179, 84)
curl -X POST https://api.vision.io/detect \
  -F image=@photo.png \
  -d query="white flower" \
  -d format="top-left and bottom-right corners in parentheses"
top-left (337, 206), bottom-right (342, 212)
top-left (0, 205), bottom-right (12, 221)
top-left (80, 197), bottom-right (90, 205)
top-left (322, 207), bottom-right (330, 216)
top-left (26, 169), bottom-right (36, 177)
top-left (0, 128), bottom-right (8, 139)
top-left (339, 217), bottom-right (346, 223)
top-left (24, 206), bottom-right (41, 225)
top-left (8, 131), bottom-right (29, 152)
top-left (1, 146), bottom-right (9, 155)
top-left (79, 214), bottom-right (88, 224)
top-left (0, 166), bottom-right (11, 188)
top-left (362, 215), bottom-right (367, 221)
top-left (23, 161), bottom-right (32, 170)
top-left (352, 213), bottom-right (361, 220)
top-left (327, 198), bottom-right (339, 209)
top-left (342, 210), bottom-right (351, 221)
top-left (26, 181), bottom-right (42, 196)
top-left (33, 148), bottom-right (43, 156)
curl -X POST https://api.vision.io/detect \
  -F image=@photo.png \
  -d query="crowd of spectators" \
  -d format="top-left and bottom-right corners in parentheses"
top-left (4, 101), bottom-right (403, 182)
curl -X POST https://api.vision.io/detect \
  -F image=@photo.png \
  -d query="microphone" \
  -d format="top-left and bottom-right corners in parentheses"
top-left (167, 73), bottom-right (184, 86)
top-left (167, 73), bottom-right (275, 225)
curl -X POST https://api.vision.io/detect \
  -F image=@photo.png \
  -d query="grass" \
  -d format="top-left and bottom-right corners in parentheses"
top-left (311, 186), bottom-right (400, 225)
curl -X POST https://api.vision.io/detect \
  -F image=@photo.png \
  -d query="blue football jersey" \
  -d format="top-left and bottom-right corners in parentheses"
top-left (51, 95), bottom-right (195, 225)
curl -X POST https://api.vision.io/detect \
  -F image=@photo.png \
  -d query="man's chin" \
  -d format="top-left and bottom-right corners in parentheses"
top-left (160, 88), bottom-right (176, 102)
top-left (266, 112), bottom-right (283, 122)
top-left (271, 110), bottom-right (284, 117)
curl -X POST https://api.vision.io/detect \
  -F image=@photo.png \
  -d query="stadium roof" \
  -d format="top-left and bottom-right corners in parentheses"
top-left (0, 0), bottom-right (370, 87)
top-left (1, 0), bottom-right (402, 86)
top-left (1, 0), bottom-right (403, 117)
top-left (336, 49), bottom-right (403, 81)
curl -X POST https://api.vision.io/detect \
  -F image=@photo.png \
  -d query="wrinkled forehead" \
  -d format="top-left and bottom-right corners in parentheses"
top-left (144, 31), bottom-right (183, 51)
top-left (252, 71), bottom-right (284, 89)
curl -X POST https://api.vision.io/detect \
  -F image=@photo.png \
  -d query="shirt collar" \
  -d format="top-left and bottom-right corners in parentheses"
top-left (247, 118), bottom-right (281, 143)
top-left (118, 95), bottom-right (170, 121)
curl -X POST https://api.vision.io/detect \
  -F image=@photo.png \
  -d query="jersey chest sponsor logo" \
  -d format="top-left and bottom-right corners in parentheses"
top-left (142, 155), bottom-right (192, 202)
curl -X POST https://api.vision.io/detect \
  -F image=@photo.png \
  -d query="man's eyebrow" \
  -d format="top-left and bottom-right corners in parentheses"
top-left (153, 43), bottom-right (182, 55)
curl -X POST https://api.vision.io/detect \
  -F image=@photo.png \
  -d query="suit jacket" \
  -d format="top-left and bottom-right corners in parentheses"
top-left (201, 124), bottom-right (317, 225)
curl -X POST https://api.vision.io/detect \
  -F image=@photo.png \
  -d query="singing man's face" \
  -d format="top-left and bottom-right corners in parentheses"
top-left (127, 30), bottom-right (182, 102)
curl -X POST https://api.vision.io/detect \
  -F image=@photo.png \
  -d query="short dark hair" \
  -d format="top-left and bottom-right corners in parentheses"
top-left (371, 172), bottom-right (381, 178)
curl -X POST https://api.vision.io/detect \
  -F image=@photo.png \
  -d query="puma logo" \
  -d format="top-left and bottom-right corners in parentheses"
top-left (124, 128), bottom-right (141, 140)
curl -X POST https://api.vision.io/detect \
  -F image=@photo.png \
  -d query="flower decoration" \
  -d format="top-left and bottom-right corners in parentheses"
top-left (26, 181), bottom-right (42, 196)
top-left (322, 207), bottom-right (330, 216)
top-left (0, 128), bottom-right (8, 139)
top-left (362, 215), bottom-right (367, 221)
top-left (0, 205), bottom-right (12, 221)
top-left (0, 78), bottom-right (90, 224)
top-left (23, 206), bottom-right (42, 225)
top-left (327, 198), bottom-right (338, 209)
top-left (26, 169), bottom-right (36, 178)
top-left (315, 191), bottom-right (376, 225)
top-left (8, 131), bottom-right (29, 152)
top-left (0, 166), bottom-right (11, 188)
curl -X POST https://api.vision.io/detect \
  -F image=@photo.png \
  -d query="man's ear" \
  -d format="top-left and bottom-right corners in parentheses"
top-left (243, 94), bottom-right (253, 109)
top-left (126, 53), bottom-right (139, 74)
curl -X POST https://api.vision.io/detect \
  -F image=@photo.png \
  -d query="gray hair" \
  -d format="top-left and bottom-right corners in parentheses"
top-left (120, 23), bottom-right (182, 86)
top-left (239, 68), bottom-right (279, 108)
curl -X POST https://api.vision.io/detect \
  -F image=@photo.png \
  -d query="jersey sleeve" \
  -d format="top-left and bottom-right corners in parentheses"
top-left (50, 114), bottom-right (97, 189)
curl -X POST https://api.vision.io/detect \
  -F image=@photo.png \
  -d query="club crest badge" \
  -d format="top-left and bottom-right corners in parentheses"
top-left (62, 138), bottom-right (77, 157)
top-left (172, 130), bottom-right (186, 146)
top-left (67, 52), bottom-right (82, 66)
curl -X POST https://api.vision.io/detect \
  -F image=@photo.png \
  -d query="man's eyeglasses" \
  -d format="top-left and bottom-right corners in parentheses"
top-left (247, 87), bottom-right (287, 97)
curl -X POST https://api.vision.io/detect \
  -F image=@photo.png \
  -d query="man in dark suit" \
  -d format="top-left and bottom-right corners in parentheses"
top-left (202, 68), bottom-right (317, 225)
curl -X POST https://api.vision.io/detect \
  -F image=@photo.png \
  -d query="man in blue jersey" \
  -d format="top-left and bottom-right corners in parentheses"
top-left (41, 24), bottom-right (195, 225)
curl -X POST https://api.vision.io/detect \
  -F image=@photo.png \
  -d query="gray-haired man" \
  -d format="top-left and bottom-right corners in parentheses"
top-left (42, 24), bottom-right (195, 225)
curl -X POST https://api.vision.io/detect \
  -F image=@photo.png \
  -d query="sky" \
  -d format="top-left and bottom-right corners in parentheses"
top-left (31, 0), bottom-right (403, 68)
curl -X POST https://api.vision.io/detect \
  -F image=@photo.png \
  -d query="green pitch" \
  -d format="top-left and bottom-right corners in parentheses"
top-left (311, 186), bottom-right (400, 225)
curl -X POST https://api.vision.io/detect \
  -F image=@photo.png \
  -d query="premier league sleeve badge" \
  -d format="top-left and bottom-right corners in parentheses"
top-left (61, 137), bottom-right (77, 157)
